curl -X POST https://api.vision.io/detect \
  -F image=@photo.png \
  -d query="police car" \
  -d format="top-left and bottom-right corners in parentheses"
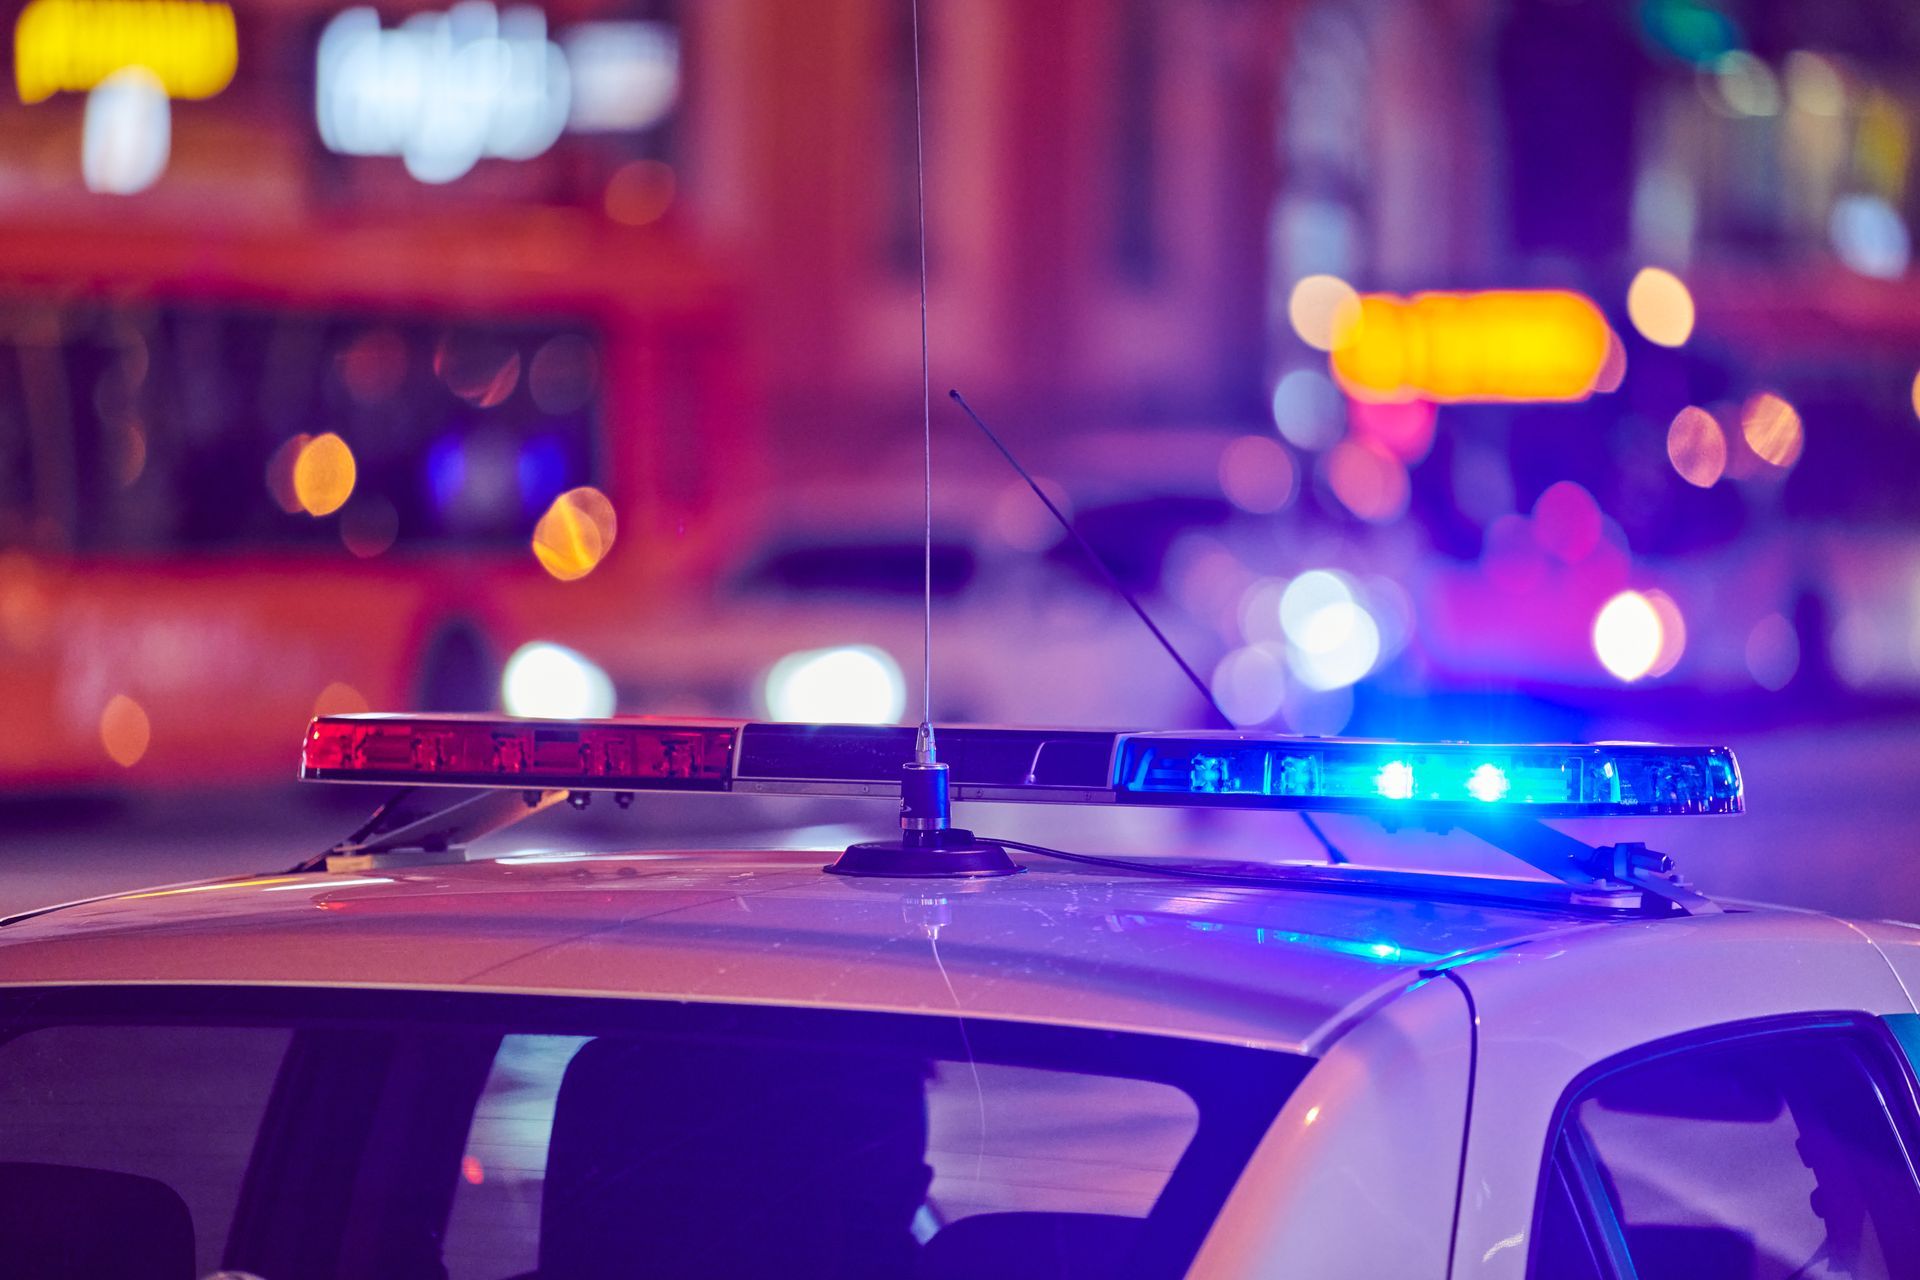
top-left (1, 713), bottom-right (1917, 1280)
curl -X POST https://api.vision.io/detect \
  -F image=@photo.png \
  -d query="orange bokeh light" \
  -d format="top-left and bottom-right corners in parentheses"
top-left (532, 486), bottom-right (618, 581)
top-left (1626, 267), bottom-right (1695, 347)
top-left (99, 693), bottom-right (150, 767)
top-left (1330, 290), bottom-right (1610, 404)
top-left (293, 432), bottom-right (356, 516)
top-left (1740, 392), bottom-right (1803, 468)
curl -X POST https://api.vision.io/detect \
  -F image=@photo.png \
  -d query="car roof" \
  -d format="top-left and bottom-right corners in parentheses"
top-left (0, 849), bottom-right (1650, 1054)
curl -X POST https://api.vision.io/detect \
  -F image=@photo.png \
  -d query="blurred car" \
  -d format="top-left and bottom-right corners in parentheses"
top-left (521, 429), bottom-right (1245, 730)
top-left (2, 713), bottom-right (1917, 1277)
top-left (0, 215), bottom-right (753, 788)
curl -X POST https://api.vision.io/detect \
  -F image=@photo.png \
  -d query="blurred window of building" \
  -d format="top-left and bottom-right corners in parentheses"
top-left (0, 300), bottom-right (606, 554)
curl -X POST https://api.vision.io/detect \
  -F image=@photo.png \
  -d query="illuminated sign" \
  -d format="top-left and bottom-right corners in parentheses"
top-left (315, 4), bottom-right (678, 184)
top-left (1329, 290), bottom-right (1611, 404)
top-left (14, 0), bottom-right (236, 103)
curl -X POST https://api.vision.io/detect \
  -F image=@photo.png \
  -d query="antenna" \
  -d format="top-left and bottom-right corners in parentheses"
top-left (949, 390), bottom-right (1234, 730)
top-left (832, 0), bottom-right (1016, 879)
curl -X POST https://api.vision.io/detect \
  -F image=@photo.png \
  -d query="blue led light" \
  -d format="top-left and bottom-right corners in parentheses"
top-left (1467, 763), bottom-right (1510, 803)
top-left (1374, 760), bottom-right (1415, 800)
top-left (1114, 734), bottom-right (1743, 817)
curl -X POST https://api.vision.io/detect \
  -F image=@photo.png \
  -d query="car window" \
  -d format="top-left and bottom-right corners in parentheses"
top-left (0, 987), bottom-right (1303, 1280)
top-left (441, 1037), bottom-right (1199, 1279)
top-left (1529, 1021), bottom-right (1920, 1280)
top-left (0, 1022), bottom-right (292, 1279)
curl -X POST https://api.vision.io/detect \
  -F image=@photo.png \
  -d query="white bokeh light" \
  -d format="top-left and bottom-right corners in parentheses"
top-left (1593, 592), bottom-right (1664, 682)
top-left (764, 645), bottom-right (905, 725)
top-left (502, 642), bottom-right (616, 718)
top-left (83, 67), bottom-right (171, 195)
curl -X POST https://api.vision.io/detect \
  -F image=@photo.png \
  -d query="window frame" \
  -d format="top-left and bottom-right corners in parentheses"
top-left (1523, 1011), bottom-right (1920, 1280)
top-left (0, 983), bottom-right (1310, 1280)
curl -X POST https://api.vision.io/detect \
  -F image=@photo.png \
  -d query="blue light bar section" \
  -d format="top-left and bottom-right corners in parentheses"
top-left (1113, 735), bottom-right (1742, 817)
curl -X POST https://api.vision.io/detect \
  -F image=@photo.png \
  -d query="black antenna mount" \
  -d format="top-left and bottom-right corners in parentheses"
top-left (829, 759), bottom-right (1021, 878)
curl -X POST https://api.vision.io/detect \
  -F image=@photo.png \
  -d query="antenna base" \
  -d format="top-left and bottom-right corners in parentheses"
top-left (828, 828), bottom-right (1023, 879)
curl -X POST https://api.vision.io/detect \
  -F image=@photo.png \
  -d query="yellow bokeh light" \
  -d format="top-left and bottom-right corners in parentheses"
top-left (293, 432), bottom-right (356, 516)
top-left (1909, 370), bottom-right (1920, 423)
top-left (1287, 275), bottom-right (1361, 352)
top-left (15, 0), bottom-right (237, 103)
top-left (1626, 267), bottom-right (1695, 348)
top-left (99, 692), bottom-right (150, 767)
top-left (1740, 392), bottom-right (1803, 468)
top-left (1666, 406), bottom-right (1726, 487)
top-left (1330, 290), bottom-right (1610, 404)
top-left (532, 486), bottom-right (617, 581)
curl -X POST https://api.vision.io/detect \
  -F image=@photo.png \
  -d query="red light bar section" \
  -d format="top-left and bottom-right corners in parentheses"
top-left (302, 715), bottom-right (739, 789)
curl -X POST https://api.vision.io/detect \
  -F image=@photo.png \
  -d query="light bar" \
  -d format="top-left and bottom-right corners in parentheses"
top-left (302, 715), bottom-right (736, 790)
top-left (300, 716), bottom-right (1743, 818)
top-left (1113, 735), bottom-right (1742, 817)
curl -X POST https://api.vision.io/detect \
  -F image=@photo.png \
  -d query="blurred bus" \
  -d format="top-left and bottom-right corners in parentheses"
top-left (0, 215), bottom-right (755, 788)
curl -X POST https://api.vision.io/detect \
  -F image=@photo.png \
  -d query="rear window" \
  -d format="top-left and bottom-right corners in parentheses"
top-left (0, 986), bottom-right (1305, 1279)
top-left (0, 299), bottom-right (606, 553)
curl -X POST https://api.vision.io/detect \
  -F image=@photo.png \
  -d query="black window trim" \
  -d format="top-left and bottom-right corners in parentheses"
top-left (1522, 1011), bottom-right (1920, 1280)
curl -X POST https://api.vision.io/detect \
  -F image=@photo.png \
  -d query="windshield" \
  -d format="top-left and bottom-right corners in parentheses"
top-left (0, 986), bottom-right (1305, 1279)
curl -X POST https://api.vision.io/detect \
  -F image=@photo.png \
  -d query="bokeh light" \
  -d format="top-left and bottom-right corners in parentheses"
top-left (313, 681), bottom-right (370, 716)
top-left (338, 328), bottom-right (409, 407)
top-left (1626, 267), bottom-right (1695, 347)
top-left (1210, 644), bottom-right (1287, 726)
top-left (1830, 195), bottom-right (1911, 280)
top-left (1704, 51), bottom-right (1780, 117)
top-left (1218, 435), bottom-right (1296, 514)
top-left (1270, 367), bottom-right (1345, 450)
top-left (265, 434), bottom-right (312, 513)
top-left (604, 159), bottom-right (677, 227)
top-left (1911, 370), bottom-right (1920, 424)
top-left (1593, 591), bottom-right (1663, 682)
top-left (1331, 290), bottom-right (1609, 404)
top-left (435, 333), bottom-right (522, 408)
top-left (1346, 397), bottom-right (1435, 463)
top-left (529, 335), bottom-right (600, 414)
top-left (1531, 481), bottom-right (1602, 563)
top-left (531, 486), bottom-right (617, 580)
top-left (1745, 613), bottom-right (1799, 690)
top-left (339, 493), bottom-right (399, 558)
top-left (1279, 570), bottom-right (1352, 642)
top-left (1286, 274), bottom-right (1360, 352)
top-left (1740, 392), bottom-right (1803, 468)
top-left (1643, 589), bottom-right (1687, 677)
top-left (1591, 329), bottom-right (1628, 394)
top-left (99, 693), bottom-right (150, 768)
top-left (1784, 50), bottom-right (1845, 116)
top-left (1288, 600), bottom-right (1380, 691)
top-left (763, 645), bottom-right (905, 724)
top-left (1325, 440), bottom-right (1410, 523)
top-left (1667, 406), bottom-right (1726, 487)
top-left (502, 642), bottom-right (617, 718)
top-left (293, 432), bottom-right (357, 516)
top-left (81, 66), bottom-right (170, 195)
